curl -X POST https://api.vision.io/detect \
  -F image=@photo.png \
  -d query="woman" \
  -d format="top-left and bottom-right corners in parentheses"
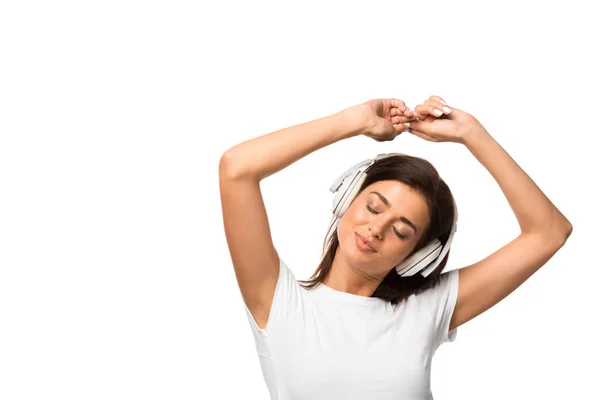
top-left (218, 96), bottom-right (572, 399)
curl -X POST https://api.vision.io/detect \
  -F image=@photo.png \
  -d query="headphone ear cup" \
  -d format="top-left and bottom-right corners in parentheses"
top-left (402, 246), bottom-right (442, 277)
top-left (332, 171), bottom-right (356, 216)
top-left (395, 239), bottom-right (443, 276)
top-left (332, 170), bottom-right (367, 218)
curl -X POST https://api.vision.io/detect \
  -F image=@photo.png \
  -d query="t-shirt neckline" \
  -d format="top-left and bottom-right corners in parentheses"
top-left (316, 282), bottom-right (384, 305)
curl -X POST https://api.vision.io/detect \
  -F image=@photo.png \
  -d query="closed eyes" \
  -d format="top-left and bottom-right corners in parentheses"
top-left (366, 205), bottom-right (408, 240)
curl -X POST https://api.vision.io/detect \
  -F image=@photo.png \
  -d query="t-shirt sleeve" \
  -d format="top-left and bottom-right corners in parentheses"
top-left (417, 268), bottom-right (460, 348)
top-left (243, 255), bottom-right (303, 339)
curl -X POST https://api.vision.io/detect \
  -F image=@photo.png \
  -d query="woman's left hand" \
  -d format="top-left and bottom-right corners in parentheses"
top-left (408, 96), bottom-right (485, 145)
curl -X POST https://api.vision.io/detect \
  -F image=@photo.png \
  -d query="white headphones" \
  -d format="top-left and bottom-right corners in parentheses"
top-left (329, 152), bottom-right (458, 277)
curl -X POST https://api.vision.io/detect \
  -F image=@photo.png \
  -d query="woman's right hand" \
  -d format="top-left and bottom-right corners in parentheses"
top-left (350, 98), bottom-right (418, 142)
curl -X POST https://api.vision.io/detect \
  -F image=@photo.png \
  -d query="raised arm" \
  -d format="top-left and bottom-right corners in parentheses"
top-left (409, 96), bottom-right (573, 332)
top-left (219, 99), bottom-right (413, 329)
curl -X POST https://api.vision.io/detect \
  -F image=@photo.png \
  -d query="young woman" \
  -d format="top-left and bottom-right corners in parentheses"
top-left (218, 96), bottom-right (572, 399)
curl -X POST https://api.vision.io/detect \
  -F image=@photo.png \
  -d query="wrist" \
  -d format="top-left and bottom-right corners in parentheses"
top-left (461, 121), bottom-right (490, 147)
top-left (335, 104), bottom-right (371, 140)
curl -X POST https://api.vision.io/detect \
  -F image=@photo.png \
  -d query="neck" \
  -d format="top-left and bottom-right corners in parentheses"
top-left (323, 246), bottom-right (382, 297)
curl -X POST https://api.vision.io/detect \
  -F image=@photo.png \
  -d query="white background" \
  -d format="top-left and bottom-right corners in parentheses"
top-left (1, 0), bottom-right (598, 399)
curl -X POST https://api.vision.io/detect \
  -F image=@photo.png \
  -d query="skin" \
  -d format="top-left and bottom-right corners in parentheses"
top-left (321, 95), bottom-right (458, 298)
top-left (323, 179), bottom-right (431, 297)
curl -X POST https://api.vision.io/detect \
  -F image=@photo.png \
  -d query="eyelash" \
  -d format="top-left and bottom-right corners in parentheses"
top-left (366, 205), bottom-right (407, 240)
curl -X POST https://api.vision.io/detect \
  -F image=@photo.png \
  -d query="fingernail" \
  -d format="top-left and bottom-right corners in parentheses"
top-left (404, 122), bottom-right (411, 128)
top-left (442, 106), bottom-right (451, 113)
top-left (433, 109), bottom-right (442, 116)
top-left (439, 99), bottom-right (447, 105)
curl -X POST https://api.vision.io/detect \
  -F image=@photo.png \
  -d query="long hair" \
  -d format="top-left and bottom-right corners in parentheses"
top-left (298, 154), bottom-right (457, 308)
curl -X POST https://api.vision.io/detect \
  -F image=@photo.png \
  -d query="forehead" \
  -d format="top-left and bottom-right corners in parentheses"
top-left (363, 180), bottom-right (429, 221)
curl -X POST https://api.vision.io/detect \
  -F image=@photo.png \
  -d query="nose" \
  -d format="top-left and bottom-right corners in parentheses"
top-left (368, 224), bottom-right (383, 240)
top-left (368, 211), bottom-right (394, 240)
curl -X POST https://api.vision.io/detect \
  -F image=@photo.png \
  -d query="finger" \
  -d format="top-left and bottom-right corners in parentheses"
top-left (391, 107), bottom-right (411, 117)
top-left (393, 122), bottom-right (410, 135)
top-left (425, 100), bottom-right (452, 117)
top-left (408, 127), bottom-right (438, 142)
top-left (424, 99), bottom-right (452, 116)
top-left (388, 98), bottom-right (406, 111)
top-left (414, 104), bottom-right (437, 119)
top-left (390, 108), bottom-right (402, 117)
top-left (390, 103), bottom-right (408, 117)
top-left (410, 110), bottom-right (424, 121)
top-left (411, 110), bottom-right (433, 122)
top-left (409, 119), bottom-right (440, 134)
top-left (429, 95), bottom-right (447, 105)
top-left (391, 115), bottom-right (410, 124)
top-left (417, 102), bottom-right (447, 118)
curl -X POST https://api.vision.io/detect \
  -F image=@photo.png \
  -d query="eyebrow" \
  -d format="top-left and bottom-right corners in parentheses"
top-left (369, 191), bottom-right (418, 234)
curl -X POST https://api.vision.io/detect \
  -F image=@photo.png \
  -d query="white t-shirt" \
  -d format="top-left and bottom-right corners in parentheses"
top-left (243, 256), bottom-right (460, 400)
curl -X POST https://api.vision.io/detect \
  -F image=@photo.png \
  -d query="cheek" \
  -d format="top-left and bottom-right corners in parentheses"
top-left (382, 241), bottom-right (411, 261)
top-left (335, 217), bottom-right (347, 248)
top-left (338, 218), bottom-right (353, 248)
top-left (395, 243), bottom-right (418, 264)
top-left (337, 217), bottom-right (364, 256)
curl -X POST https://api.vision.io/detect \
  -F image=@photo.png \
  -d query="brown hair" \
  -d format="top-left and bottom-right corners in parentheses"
top-left (298, 154), bottom-right (456, 308)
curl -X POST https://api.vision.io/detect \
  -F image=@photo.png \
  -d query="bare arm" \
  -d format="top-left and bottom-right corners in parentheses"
top-left (219, 104), bottom-right (372, 330)
top-left (411, 97), bottom-right (572, 237)
top-left (410, 96), bottom-right (572, 332)
top-left (219, 99), bottom-right (413, 329)
top-left (463, 128), bottom-right (572, 236)
top-left (219, 106), bottom-right (367, 181)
